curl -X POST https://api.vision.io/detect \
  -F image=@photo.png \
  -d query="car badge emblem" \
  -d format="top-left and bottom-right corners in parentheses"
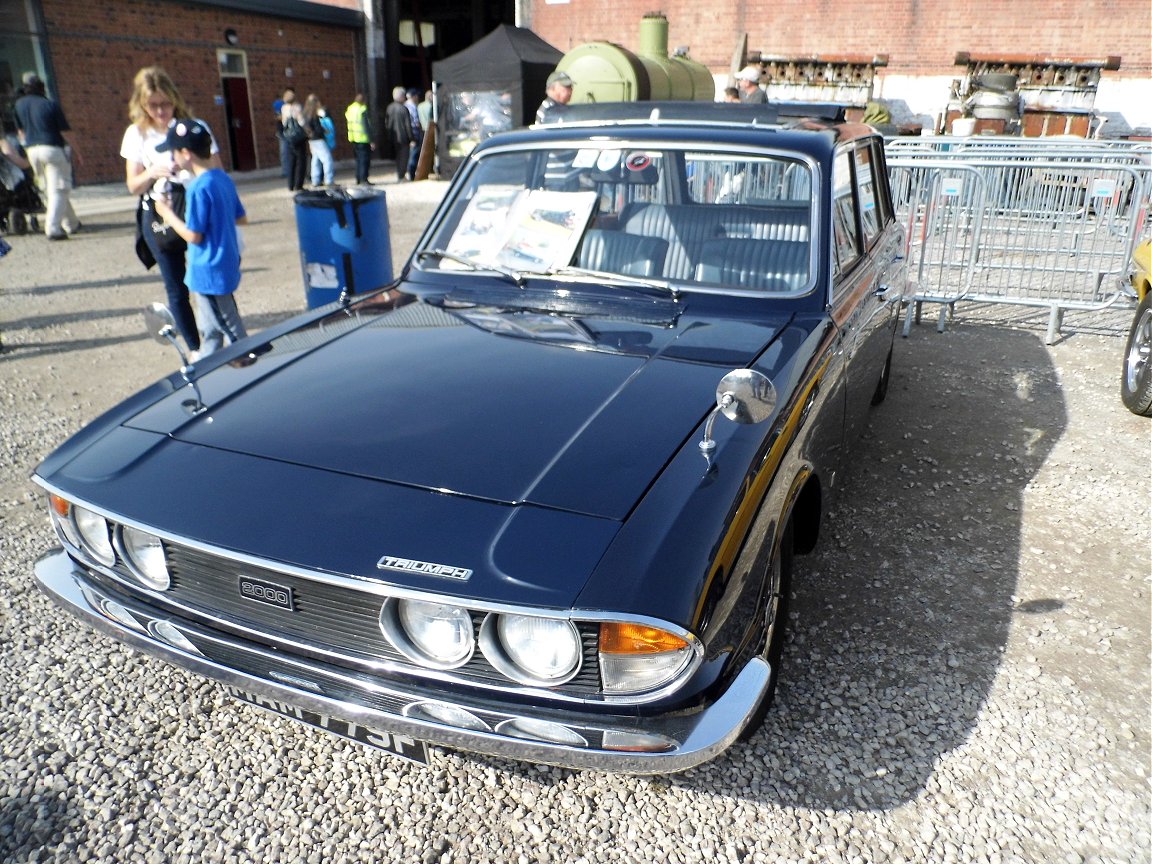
top-left (376, 555), bottom-right (472, 581)
top-left (238, 575), bottom-right (295, 611)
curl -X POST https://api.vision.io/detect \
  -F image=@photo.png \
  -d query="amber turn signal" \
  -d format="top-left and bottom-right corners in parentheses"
top-left (599, 622), bottom-right (688, 655)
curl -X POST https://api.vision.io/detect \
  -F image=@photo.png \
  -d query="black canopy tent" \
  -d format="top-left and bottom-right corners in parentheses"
top-left (432, 25), bottom-right (562, 179)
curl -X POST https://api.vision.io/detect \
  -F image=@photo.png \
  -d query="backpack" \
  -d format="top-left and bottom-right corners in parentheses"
top-left (283, 115), bottom-right (307, 145)
top-left (320, 116), bottom-right (336, 149)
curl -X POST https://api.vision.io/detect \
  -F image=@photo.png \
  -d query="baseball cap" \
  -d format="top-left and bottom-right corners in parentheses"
top-left (21, 71), bottom-right (42, 87)
top-left (547, 70), bottom-right (574, 88)
top-left (735, 66), bottom-right (762, 82)
top-left (156, 119), bottom-right (212, 152)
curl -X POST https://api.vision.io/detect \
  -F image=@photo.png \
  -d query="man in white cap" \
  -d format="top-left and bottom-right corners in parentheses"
top-left (735, 66), bottom-right (767, 104)
top-left (536, 70), bottom-right (574, 123)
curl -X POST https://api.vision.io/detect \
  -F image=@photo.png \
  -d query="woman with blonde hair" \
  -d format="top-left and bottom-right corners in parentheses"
top-left (302, 93), bottom-right (334, 187)
top-left (121, 65), bottom-right (221, 353)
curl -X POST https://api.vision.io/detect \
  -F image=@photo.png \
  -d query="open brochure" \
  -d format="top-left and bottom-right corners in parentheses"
top-left (445, 188), bottom-right (598, 272)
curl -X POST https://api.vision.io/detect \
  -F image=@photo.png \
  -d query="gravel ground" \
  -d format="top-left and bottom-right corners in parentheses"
top-left (0, 167), bottom-right (1148, 864)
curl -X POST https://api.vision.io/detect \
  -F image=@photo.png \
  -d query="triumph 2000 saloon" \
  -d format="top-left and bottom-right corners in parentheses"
top-left (32, 102), bottom-right (906, 773)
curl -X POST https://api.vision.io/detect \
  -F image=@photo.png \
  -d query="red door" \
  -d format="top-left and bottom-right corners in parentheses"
top-left (222, 77), bottom-right (257, 171)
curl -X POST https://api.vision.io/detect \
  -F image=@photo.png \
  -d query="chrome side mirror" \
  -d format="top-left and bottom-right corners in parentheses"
top-left (144, 302), bottom-right (177, 345)
top-left (143, 303), bottom-right (204, 414)
top-left (699, 369), bottom-right (776, 452)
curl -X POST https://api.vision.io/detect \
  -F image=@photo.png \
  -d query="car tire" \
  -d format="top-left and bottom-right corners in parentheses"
top-left (871, 347), bottom-right (893, 405)
top-left (1121, 292), bottom-right (1152, 417)
top-left (739, 518), bottom-right (794, 741)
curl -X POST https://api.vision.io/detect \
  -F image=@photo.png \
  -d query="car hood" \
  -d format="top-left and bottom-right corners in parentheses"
top-left (124, 293), bottom-right (792, 522)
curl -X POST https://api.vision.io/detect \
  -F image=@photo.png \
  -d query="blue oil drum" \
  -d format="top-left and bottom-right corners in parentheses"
top-left (294, 187), bottom-right (393, 308)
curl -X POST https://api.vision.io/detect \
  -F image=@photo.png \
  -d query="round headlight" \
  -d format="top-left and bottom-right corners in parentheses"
top-left (73, 506), bottom-right (115, 566)
top-left (482, 614), bottom-right (582, 686)
top-left (381, 598), bottom-right (475, 668)
top-left (119, 526), bottom-right (171, 591)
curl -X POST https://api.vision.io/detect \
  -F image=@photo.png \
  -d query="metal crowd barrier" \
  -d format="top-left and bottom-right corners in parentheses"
top-left (885, 137), bottom-right (1152, 342)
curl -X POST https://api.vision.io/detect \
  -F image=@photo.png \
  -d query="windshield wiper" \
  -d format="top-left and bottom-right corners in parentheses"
top-left (416, 248), bottom-right (524, 286)
top-left (527, 265), bottom-right (680, 299)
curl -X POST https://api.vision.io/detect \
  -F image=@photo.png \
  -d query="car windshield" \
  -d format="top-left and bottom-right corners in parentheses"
top-left (419, 145), bottom-right (815, 296)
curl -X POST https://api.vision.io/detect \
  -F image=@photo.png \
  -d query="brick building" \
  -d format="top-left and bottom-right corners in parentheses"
top-left (2, 0), bottom-right (363, 184)
top-left (523, 0), bottom-right (1152, 135)
top-left (5, 0), bottom-right (1150, 186)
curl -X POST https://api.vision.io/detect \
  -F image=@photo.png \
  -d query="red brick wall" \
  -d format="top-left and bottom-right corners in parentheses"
top-left (525, 0), bottom-right (1152, 77)
top-left (40, 0), bottom-right (361, 184)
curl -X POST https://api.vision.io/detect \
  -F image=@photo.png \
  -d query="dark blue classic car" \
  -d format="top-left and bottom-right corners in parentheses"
top-left (32, 103), bottom-right (905, 772)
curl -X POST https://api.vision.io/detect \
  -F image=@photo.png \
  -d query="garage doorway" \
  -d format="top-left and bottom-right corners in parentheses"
top-left (217, 49), bottom-right (257, 171)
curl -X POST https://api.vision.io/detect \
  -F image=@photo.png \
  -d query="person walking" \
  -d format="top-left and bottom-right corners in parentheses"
top-left (404, 89), bottom-right (424, 181)
top-left (273, 92), bottom-right (291, 180)
top-left (280, 89), bottom-right (308, 191)
top-left (14, 72), bottom-right (81, 240)
top-left (121, 65), bottom-right (222, 354)
top-left (302, 94), bottom-right (334, 187)
top-left (345, 92), bottom-right (375, 185)
top-left (384, 86), bottom-right (413, 182)
top-left (151, 119), bottom-right (248, 359)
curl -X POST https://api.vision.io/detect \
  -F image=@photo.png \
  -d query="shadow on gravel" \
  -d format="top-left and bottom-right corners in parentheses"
top-left (677, 322), bottom-right (1066, 809)
top-left (5, 273), bottom-right (154, 298)
top-left (0, 790), bottom-right (78, 861)
top-left (0, 308), bottom-right (154, 362)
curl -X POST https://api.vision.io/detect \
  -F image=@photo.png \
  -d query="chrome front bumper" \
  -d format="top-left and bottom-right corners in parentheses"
top-left (34, 548), bottom-right (771, 774)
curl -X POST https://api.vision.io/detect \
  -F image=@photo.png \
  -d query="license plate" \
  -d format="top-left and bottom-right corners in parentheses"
top-left (225, 685), bottom-right (430, 765)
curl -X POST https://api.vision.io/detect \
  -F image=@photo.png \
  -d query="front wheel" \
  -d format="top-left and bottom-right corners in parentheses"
top-left (1121, 292), bottom-right (1152, 416)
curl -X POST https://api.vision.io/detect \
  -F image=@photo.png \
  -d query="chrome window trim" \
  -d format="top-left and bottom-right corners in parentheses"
top-left (415, 138), bottom-right (824, 300)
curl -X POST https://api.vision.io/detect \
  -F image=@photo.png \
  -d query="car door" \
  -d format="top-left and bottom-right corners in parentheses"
top-left (832, 140), bottom-right (902, 440)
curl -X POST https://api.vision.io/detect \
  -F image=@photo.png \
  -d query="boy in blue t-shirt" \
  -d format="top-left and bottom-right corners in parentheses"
top-left (153, 119), bottom-right (248, 359)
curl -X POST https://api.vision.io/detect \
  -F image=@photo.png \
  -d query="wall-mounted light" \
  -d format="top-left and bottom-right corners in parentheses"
top-left (322, 69), bottom-right (331, 80)
top-left (224, 28), bottom-right (239, 46)
top-left (285, 67), bottom-right (293, 78)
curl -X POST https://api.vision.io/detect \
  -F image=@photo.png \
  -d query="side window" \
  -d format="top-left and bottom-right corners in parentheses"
top-left (832, 151), bottom-right (860, 276)
top-left (870, 139), bottom-right (895, 227)
top-left (855, 144), bottom-right (881, 247)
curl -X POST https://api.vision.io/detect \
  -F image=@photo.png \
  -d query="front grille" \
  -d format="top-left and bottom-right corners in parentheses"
top-left (149, 543), bottom-right (603, 696)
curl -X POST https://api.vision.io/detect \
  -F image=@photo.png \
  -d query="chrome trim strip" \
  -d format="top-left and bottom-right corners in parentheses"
top-left (34, 548), bottom-right (770, 774)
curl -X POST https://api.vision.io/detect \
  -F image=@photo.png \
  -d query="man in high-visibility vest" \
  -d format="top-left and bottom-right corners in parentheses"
top-left (345, 93), bottom-right (375, 185)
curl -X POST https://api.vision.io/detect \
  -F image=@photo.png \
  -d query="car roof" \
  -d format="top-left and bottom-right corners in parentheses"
top-left (488, 100), bottom-right (878, 160)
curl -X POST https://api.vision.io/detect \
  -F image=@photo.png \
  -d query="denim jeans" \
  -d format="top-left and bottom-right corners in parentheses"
top-left (192, 292), bottom-right (247, 358)
top-left (142, 216), bottom-right (200, 351)
top-left (406, 131), bottom-right (423, 180)
top-left (353, 142), bottom-right (372, 184)
top-left (278, 132), bottom-right (292, 178)
top-left (308, 139), bottom-right (334, 185)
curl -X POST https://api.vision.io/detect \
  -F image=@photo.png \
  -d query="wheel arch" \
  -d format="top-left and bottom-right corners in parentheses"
top-left (789, 472), bottom-right (823, 556)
